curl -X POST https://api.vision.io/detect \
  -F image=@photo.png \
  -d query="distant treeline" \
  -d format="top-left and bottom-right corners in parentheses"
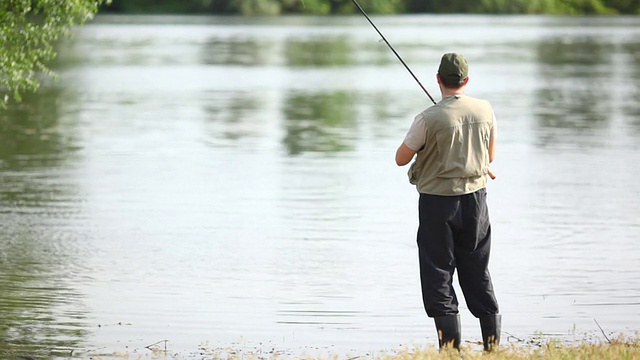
top-left (100, 0), bottom-right (640, 15)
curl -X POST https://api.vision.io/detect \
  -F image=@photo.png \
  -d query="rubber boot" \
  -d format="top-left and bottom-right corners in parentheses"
top-left (434, 314), bottom-right (461, 350)
top-left (480, 314), bottom-right (501, 352)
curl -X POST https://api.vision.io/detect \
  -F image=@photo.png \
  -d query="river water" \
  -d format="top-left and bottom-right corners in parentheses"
top-left (1, 14), bottom-right (639, 359)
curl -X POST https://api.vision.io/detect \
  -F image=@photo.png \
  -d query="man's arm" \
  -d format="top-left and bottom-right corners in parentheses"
top-left (488, 112), bottom-right (497, 163)
top-left (395, 143), bottom-right (417, 166)
top-left (488, 130), bottom-right (496, 163)
top-left (396, 113), bottom-right (425, 166)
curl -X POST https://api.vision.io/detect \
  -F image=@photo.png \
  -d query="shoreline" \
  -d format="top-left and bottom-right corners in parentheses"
top-left (14, 331), bottom-right (634, 360)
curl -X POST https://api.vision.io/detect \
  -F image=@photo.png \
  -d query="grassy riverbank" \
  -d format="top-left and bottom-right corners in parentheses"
top-left (209, 340), bottom-right (640, 360)
top-left (3, 335), bottom-right (638, 359)
top-left (115, 337), bottom-right (640, 360)
top-left (385, 339), bottom-right (640, 360)
top-left (2, 339), bottom-right (638, 359)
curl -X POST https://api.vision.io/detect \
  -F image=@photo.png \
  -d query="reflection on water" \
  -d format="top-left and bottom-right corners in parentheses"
top-left (534, 37), bottom-right (613, 147)
top-left (285, 35), bottom-right (352, 67)
top-left (0, 230), bottom-right (90, 359)
top-left (283, 91), bottom-right (358, 154)
top-left (201, 37), bottom-right (271, 66)
top-left (623, 41), bottom-right (640, 131)
top-left (537, 36), bottom-right (614, 66)
top-left (0, 89), bottom-right (89, 358)
top-left (203, 90), bottom-right (264, 143)
top-left (1, 14), bottom-right (640, 358)
top-left (0, 88), bottom-right (79, 171)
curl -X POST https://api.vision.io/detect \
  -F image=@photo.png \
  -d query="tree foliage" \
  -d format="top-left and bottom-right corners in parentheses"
top-left (101, 0), bottom-right (640, 14)
top-left (1, 0), bottom-right (638, 107)
top-left (0, 0), bottom-right (110, 107)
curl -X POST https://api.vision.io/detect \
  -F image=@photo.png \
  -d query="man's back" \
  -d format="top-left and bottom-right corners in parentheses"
top-left (409, 94), bottom-right (495, 195)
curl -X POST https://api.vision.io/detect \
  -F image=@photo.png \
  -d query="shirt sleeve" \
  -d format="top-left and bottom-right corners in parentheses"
top-left (403, 113), bottom-right (427, 151)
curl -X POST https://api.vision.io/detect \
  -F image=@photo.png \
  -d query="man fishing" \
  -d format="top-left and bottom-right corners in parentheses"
top-left (395, 53), bottom-right (501, 352)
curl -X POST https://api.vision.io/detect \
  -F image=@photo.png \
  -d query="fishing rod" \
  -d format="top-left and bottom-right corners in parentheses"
top-left (350, 0), bottom-right (437, 105)
top-left (351, 0), bottom-right (497, 180)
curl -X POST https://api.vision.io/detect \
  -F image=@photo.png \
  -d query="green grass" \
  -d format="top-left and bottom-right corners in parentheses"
top-left (381, 338), bottom-right (640, 360)
top-left (195, 336), bottom-right (640, 360)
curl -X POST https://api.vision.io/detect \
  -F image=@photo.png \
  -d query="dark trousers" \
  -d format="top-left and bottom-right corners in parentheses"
top-left (417, 188), bottom-right (499, 318)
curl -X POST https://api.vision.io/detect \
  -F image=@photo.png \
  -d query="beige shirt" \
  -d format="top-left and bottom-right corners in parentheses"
top-left (404, 94), bottom-right (496, 196)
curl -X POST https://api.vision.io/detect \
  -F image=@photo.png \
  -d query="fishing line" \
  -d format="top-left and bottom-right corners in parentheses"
top-left (350, 0), bottom-right (437, 105)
